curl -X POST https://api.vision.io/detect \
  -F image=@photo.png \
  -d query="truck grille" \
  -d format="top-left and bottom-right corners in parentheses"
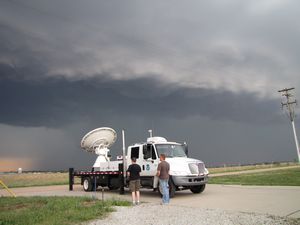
top-left (189, 162), bottom-right (205, 175)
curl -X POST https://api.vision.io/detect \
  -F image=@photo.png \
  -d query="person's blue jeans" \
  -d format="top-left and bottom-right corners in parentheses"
top-left (159, 179), bottom-right (169, 204)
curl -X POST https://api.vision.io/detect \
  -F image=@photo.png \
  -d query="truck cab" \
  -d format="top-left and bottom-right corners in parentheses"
top-left (126, 137), bottom-right (209, 197)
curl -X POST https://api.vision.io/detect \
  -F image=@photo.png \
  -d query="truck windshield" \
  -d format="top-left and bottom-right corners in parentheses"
top-left (155, 144), bottom-right (187, 158)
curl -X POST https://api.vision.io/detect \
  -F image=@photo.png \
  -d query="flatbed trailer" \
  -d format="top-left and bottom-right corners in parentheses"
top-left (69, 164), bottom-right (125, 194)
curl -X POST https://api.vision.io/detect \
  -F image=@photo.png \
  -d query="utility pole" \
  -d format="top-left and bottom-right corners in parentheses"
top-left (278, 87), bottom-right (300, 163)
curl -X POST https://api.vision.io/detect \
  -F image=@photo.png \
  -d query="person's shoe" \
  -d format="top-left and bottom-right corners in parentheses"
top-left (153, 188), bottom-right (157, 192)
top-left (136, 201), bottom-right (140, 205)
top-left (132, 202), bottom-right (136, 206)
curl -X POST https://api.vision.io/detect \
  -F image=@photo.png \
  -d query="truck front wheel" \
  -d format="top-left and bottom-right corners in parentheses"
top-left (190, 184), bottom-right (206, 194)
top-left (83, 177), bottom-right (94, 192)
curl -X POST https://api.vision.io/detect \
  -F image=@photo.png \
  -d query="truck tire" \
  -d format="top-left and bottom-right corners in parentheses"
top-left (190, 184), bottom-right (206, 194)
top-left (158, 179), bottom-right (176, 198)
top-left (83, 177), bottom-right (94, 192)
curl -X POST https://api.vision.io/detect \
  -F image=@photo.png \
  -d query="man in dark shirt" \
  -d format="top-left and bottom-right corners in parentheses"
top-left (156, 153), bottom-right (170, 204)
top-left (127, 157), bottom-right (142, 205)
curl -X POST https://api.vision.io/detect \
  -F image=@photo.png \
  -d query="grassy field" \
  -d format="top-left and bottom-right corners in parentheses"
top-left (207, 162), bottom-right (298, 174)
top-left (0, 196), bottom-right (129, 225)
top-left (0, 172), bottom-right (80, 188)
top-left (209, 167), bottom-right (300, 186)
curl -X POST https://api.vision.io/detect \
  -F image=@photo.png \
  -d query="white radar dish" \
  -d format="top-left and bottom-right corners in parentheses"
top-left (81, 127), bottom-right (117, 153)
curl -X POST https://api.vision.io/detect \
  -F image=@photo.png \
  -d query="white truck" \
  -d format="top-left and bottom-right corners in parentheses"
top-left (69, 127), bottom-right (209, 197)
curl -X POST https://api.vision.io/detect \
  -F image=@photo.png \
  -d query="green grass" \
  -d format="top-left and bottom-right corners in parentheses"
top-left (208, 162), bottom-right (298, 174)
top-left (209, 167), bottom-right (300, 186)
top-left (0, 173), bottom-right (80, 188)
top-left (0, 196), bottom-right (130, 225)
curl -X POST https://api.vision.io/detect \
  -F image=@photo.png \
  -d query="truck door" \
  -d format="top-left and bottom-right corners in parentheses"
top-left (129, 146), bottom-right (144, 168)
top-left (141, 144), bottom-right (159, 176)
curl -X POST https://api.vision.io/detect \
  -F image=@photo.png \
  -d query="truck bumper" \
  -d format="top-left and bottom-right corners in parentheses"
top-left (172, 175), bottom-right (209, 187)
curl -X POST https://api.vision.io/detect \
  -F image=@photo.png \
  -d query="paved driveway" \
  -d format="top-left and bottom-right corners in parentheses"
top-left (2, 184), bottom-right (300, 218)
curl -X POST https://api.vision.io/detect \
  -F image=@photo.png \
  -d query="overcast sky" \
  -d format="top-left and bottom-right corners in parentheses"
top-left (1, 0), bottom-right (300, 171)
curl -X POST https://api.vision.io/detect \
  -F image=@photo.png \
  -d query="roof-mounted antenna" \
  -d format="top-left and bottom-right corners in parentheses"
top-left (148, 129), bottom-right (153, 138)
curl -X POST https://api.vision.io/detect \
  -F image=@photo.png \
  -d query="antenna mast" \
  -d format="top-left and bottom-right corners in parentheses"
top-left (148, 129), bottom-right (153, 138)
top-left (278, 87), bottom-right (300, 163)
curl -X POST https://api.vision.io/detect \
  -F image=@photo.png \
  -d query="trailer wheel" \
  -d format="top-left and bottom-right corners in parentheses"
top-left (190, 184), bottom-right (206, 194)
top-left (83, 177), bottom-right (94, 192)
top-left (158, 179), bottom-right (176, 198)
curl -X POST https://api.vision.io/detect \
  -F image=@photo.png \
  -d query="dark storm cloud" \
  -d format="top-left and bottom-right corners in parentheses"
top-left (0, 0), bottom-right (299, 170)
top-left (1, 0), bottom-right (300, 96)
top-left (0, 71), bottom-right (281, 128)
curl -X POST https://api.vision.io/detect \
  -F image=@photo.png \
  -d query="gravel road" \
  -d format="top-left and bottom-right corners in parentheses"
top-left (87, 203), bottom-right (299, 225)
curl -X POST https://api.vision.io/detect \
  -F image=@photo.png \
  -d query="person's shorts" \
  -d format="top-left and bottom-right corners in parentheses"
top-left (129, 179), bottom-right (141, 192)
